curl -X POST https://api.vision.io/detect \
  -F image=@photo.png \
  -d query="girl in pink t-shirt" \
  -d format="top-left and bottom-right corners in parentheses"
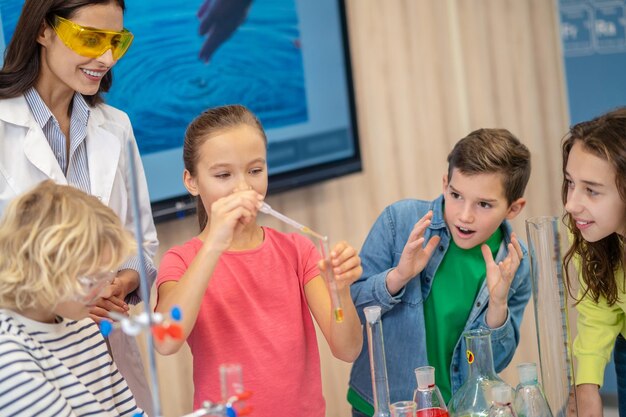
top-left (155, 105), bottom-right (363, 416)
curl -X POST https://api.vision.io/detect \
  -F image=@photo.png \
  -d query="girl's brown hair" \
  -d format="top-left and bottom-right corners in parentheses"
top-left (183, 104), bottom-right (267, 231)
top-left (562, 107), bottom-right (626, 305)
top-left (447, 128), bottom-right (531, 204)
top-left (0, 0), bottom-right (126, 107)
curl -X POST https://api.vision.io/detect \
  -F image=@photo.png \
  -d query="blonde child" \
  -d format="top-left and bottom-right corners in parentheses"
top-left (0, 180), bottom-right (142, 416)
top-left (154, 104), bottom-right (363, 416)
top-left (0, 1), bottom-right (159, 411)
top-left (562, 107), bottom-right (626, 417)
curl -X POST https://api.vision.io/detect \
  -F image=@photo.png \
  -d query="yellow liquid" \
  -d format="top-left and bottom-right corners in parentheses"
top-left (334, 308), bottom-right (344, 322)
top-left (301, 226), bottom-right (327, 241)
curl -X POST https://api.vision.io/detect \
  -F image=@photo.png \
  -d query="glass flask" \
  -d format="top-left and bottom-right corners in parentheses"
top-left (219, 363), bottom-right (251, 415)
top-left (413, 366), bottom-right (449, 417)
top-left (448, 328), bottom-right (506, 417)
top-left (219, 363), bottom-right (244, 400)
top-left (365, 306), bottom-right (391, 417)
top-left (525, 217), bottom-right (577, 417)
top-left (391, 401), bottom-right (418, 417)
top-left (487, 383), bottom-right (517, 417)
top-left (513, 363), bottom-right (553, 417)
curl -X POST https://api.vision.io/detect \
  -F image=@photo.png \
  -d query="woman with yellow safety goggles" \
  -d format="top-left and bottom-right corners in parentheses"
top-left (0, 1), bottom-right (158, 415)
top-left (52, 15), bottom-right (134, 61)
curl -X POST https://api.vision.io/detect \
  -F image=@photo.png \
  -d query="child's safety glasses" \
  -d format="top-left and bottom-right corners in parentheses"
top-left (75, 270), bottom-right (116, 305)
top-left (52, 15), bottom-right (134, 60)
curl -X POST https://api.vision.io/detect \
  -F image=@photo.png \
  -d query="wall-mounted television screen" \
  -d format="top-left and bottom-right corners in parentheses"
top-left (0, 0), bottom-right (362, 222)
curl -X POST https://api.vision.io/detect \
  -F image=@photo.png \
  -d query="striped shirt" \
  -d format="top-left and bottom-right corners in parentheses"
top-left (23, 87), bottom-right (91, 194)
top-left (0, 310), bottom-right (143, 417)
top-left (22, 88), bottom-right (142, 291)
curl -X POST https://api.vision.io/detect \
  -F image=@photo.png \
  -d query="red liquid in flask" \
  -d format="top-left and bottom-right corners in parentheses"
top-left (417, 408), bottom-right (449, 417)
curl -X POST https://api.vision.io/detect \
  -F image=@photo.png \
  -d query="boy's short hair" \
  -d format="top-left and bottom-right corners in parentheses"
top-left (447, 128), bottom-right (531, 204)
top-left (0, 181), bottom-right (136, 311)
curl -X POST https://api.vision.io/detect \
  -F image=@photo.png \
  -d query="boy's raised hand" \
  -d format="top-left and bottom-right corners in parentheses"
top-left (386, 211), bottom-right (441, 295)
top-left (319, 241), bottom-right (363, 290)
top-left (482, 232), bottom-right (523, 328)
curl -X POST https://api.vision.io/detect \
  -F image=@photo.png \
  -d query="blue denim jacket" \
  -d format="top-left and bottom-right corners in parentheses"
top-left (349, 195), bottom-right (531, 404)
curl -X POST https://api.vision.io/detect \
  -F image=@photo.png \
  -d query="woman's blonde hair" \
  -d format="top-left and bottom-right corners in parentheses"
top-left (0, 180), bottom-right (136, 311)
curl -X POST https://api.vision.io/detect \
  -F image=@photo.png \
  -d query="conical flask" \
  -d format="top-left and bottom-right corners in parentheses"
top-left (365, 306), bottom-right (391, 417)
top-left (487, 383), bottom-right (517, 417)
top-left (448, 328), bottom-right (507, 417)
top-left (513, 363), bottom-right (553, 417)
top-left (525, 217), bottom-right (577, 417)
top-left (413, 366), bottom-right (448, 417)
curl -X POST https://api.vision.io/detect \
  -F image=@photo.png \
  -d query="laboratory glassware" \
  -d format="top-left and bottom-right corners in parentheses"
top-left (448, 329), bottom-right (507, 417)
top-left (525, 217), bottom-right (577, 417)
top-left (365, 305), bottom-right (392, 417)
top-left (413, 366), bottom-right (448, 417)
top-left (487, 383), bottom-right (517, 417)
top-left (513, 363), bottom-right (553, 417)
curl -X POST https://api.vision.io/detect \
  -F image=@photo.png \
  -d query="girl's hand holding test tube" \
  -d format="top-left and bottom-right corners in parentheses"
top-left (319, 241), bottom-right (362, 290)
top-left (318, 240), bottom-right (362, 322)
top-left (260, 202), bottom-right (362, 322)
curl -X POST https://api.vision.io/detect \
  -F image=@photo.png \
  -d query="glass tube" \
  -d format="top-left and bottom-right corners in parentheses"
top-left (259, 202), bottom-right (343, 321)
top-left (525, 217), bottom-right (577, 417)
top-left (365, 306), bottom-right (391, 417)
top-left (319, 237), bottom-right (344, 322)
top-left (219, 363), bottom-right (244, 400)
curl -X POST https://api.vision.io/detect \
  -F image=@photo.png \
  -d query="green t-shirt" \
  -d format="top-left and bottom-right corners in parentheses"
top-left (423, 227), bottom-right (502, 403)
top-left (348, 228), bottom-right (503, 414)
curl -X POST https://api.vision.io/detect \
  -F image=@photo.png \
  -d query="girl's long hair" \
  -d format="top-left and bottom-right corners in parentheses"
top-left (0, 0), bottom-right (126, 106)
top-left (562, 107), bottom-right (626, 305)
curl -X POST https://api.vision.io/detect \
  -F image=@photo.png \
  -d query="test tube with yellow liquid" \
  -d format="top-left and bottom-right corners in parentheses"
top-left (260, 203), bottom-right (344, 322)
top-left (318, 236), bottom-right (344, 323)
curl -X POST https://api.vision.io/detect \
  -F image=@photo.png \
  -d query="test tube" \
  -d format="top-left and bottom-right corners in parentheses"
top-left (365, 306), bottom-right (391, 417)
top-left (259, 202), bottom-right (343, 322)
top-left (319, 236), bottom-right (345, 323)
top-left (219, 363), bottom-right (244, 401)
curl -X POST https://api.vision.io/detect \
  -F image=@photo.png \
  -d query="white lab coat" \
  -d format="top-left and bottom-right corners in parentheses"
top-left (0, 95), bottom-right (158, 415)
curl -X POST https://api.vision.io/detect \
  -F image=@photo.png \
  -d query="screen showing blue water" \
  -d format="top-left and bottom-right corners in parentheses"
top-left (1, 0), bottom-right (360, 210)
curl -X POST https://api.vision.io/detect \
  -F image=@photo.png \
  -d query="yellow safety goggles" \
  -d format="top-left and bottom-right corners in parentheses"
top-left (52, 15), bottom-right (134, 60)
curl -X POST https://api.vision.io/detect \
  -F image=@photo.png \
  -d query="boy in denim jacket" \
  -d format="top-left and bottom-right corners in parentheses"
top-left (348, 129), bottom-right (532, 416)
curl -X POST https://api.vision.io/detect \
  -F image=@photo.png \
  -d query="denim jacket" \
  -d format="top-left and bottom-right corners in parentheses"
top-left (349, 195), bottom-right (531, 404)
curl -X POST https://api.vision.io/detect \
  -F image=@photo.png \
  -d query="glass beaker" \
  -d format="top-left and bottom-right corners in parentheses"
top-left (525, 217), bottom-right (577, 417)
top-left (413, 366), bottom-right (448, 417)
top-left (391, 401), bottom-right (418, 417)
top-left (487, 383), bottom-right (517, 417)
top-left (365, 306), bottom-right (391, 417)
top-left (448, 329), bottom-right (507, 417)
top-left (513, 363), bottom-right (553, 417)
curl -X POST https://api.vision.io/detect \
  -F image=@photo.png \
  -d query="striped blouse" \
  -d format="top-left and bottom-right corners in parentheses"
top-left (0, 310), bottom-right (143, 417)
top-left (22, 88), bottom-right (142, 290)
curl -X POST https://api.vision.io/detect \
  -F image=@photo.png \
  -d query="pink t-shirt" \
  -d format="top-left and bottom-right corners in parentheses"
top-left (157, 227), bottom-right (325, 416)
